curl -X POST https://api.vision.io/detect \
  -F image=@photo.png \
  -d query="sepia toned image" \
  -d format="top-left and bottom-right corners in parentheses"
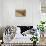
top-left (16, 10), bottom-right (26, 17)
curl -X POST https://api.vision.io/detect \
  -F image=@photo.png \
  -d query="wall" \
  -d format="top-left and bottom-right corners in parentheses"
top-left (0, 0), bottom-right (2, 26)
top-left (1, 0), bottom-right (41, 27)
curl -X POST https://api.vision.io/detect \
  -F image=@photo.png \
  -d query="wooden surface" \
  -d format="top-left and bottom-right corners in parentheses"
top-left (40, 37), bottom-right (46, 45)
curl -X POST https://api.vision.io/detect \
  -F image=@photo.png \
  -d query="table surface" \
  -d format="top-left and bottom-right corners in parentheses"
top-left (39, 37), bottom-right (46, 45)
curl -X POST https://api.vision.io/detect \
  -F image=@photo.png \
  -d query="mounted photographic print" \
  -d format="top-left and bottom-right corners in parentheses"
top-left (16, 9), bottom-right (26, 17)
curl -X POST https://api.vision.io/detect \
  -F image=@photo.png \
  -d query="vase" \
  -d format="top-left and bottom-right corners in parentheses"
top-left (40, 32), bottom-right (44, 38)
top-left (33, 41), bottom-right (36, 46)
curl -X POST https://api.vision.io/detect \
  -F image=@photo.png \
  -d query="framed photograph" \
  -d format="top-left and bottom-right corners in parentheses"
top-left (16, 9), bottom-right (26, 17)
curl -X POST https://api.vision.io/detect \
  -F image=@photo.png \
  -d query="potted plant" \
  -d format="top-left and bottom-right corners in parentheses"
top-left (31, 35), bottom-right (38, 46)
top-left (37, 21), bottom-right (45, 37)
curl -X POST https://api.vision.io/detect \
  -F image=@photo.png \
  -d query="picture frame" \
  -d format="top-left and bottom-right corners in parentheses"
top-left (16, 9), bottom-right (26, 17)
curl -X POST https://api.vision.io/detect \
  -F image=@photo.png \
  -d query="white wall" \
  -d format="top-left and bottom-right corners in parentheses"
top-left (1, 0), bottom-right (41, 26)
top-left (0, 0), bottom-right (2, 26)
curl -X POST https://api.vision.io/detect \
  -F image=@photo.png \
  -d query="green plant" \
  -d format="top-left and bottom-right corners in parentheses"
top-left (37, 21), bottom-right (45, 32)
top-left (31, 35), bottom-right (38, 46)
top-left (31, 36), bottom-right (38, 42)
